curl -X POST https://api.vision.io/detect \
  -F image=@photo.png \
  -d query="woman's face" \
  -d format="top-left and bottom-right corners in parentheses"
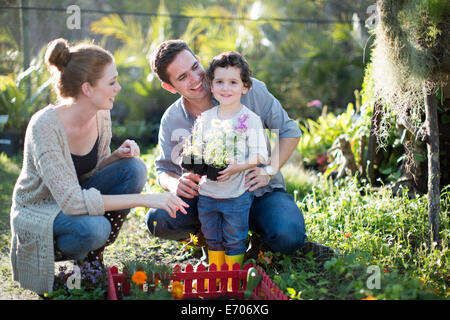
top-left (89, 63), bottom-right (121, 110)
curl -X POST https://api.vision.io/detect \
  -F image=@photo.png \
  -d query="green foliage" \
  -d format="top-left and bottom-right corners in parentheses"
top-left (250, 175), bottom-right (448, 299)
top-left (90, 2), bottom-right (175, 143)
top-left (0, 152), bottom-right (21, 251)
top-left (280, 163), bottom-right (317, 202)
top-left (252, 1), bottom-right (366, 120)
top-left (121, 259), bottom-right (174, 300)
top-left (0, 27), bottom-right (19, 75)
top-left (371, 0), bottom-right (449, 143)
top-left (0, 147), bottom-right (448, 300)
top-left (297, 103), bottom-right (354, 167)
top-left (0, 47), bottom-right (53, 135)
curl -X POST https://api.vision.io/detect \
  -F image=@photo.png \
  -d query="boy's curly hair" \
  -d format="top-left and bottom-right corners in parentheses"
top-left (206, 51), bottom-right (252, 89)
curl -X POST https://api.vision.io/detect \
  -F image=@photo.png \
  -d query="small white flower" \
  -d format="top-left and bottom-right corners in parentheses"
top-left (211, 119), bottom-right (221, 128)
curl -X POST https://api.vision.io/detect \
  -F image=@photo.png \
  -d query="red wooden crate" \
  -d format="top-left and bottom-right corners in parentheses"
top-left (107, 263), bottom-right (288, 300)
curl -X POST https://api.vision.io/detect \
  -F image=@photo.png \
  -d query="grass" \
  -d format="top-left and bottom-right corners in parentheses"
top-left (0, 149), bottom-right (448, 300)
top-left (263, 175), bottom-right (449, 299)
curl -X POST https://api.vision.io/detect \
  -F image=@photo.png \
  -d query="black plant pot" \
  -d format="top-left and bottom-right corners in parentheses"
top-left (181, 154), bottom-right (194, 171)
top-left (206, 165), bottom-right (227, 181)
top-left (193, 157), bottom-right (207, 176)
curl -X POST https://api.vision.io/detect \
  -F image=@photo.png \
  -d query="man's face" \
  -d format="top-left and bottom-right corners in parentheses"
top-left (165, 50), bottom-right (210, 101)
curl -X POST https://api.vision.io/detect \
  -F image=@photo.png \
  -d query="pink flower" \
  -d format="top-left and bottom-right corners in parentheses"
top-left (307, 99), bottom-right (323, 108)
top-left (235, 113), bottom-right (250, 133)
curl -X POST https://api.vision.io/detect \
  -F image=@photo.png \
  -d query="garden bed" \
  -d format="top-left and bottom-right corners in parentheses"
top-left (107, 263), bottom-right (288, 300)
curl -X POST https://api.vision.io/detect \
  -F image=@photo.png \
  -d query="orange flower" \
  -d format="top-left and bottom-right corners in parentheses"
top-left (257, 251), bottom-right (264, 259)
top-left (344, 233), bottom-right (352, 239)
top-left (131, 271), bottom-right (148, 285)
top-left (172, 281), bottom-right (184, 299)
top-left (361, 296), bottom-right (377, 300)
top-left (257, 251), bottom-right (272, 264)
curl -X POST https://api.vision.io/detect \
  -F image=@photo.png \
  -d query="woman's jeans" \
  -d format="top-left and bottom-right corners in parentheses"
top-left (198, 191), bottom-right (254, 256)
top-left (146, 188), bottom-right (306, 255)
top-left (53, 158), bottom-right (147, 260)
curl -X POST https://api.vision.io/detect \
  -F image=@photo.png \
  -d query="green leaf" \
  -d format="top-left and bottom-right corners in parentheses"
top-left (414, 153), bottom-right (426, 163)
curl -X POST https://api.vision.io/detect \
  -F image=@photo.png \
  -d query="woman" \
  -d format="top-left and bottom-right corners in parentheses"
top-left (9, 38), bottom-right (188, 295)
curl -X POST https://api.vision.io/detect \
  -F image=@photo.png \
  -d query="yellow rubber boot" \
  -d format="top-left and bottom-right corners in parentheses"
top-left (225, 254), bottom-right (244, 291)
top-left (208, 250), bottom-right (226, 269)
top-left (207, 250), bottom-right (225, 288)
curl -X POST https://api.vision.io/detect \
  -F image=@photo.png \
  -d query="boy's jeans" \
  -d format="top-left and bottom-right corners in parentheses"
top-left (198, 191), bottom-right (254, 256)
top-left (53, 158), bottom-right (147, 260)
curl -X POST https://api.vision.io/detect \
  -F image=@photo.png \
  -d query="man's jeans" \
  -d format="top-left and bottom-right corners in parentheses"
top-left (53, 158), bottom-right (147, 260)
top-left (146, 188), bottom-right (306, 254)
top-left (198, 191), bottom-right (253, 256)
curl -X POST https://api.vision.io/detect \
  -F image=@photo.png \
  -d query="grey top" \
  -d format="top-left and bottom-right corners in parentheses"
top-left (155, 77), bottom-right (301, 197)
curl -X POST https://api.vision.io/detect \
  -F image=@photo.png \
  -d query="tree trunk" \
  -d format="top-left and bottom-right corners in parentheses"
top-left (424, 88), bottom-right (440, 244)
top-left (366, 101), bottom-right (382, 184)
top-left (337, 136), bottom-right (359, 179)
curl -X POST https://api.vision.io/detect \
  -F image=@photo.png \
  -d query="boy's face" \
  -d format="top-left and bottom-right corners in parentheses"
top-left (164, 50), bottom-right (210, 101)
top-left (210, 66), bottom-right (248, 108)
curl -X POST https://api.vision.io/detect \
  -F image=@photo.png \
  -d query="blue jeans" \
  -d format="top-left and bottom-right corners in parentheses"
top-left (146, 188), bottom-right (306, 254)
top-left (198, 191), bottom-right (253, 255)
top-left (53, 158), bottom-right (147, 260)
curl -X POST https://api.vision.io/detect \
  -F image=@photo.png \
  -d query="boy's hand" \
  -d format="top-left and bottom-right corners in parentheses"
top-left (216, 160), bottom-right (242, 182)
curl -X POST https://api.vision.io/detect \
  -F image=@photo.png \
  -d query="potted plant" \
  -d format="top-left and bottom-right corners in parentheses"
top-left (192, 138), bottom-right (206, 176)
top-left (188, 117), bottom-right (208, 176)
top-left (203, 136), bottom-right (230, 181)
top-left (180, 134), bottom-right (207, 175)
top-left (181, 135), bottom-right (194, 172)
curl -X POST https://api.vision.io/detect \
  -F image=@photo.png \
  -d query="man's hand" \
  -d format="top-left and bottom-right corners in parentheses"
top-left (176, 172), bottom-right (202, 198)
top-left (244, 166), bottom-right (271, 192)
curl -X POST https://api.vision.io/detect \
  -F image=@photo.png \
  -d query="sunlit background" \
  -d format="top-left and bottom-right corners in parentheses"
top-left (0, 0), bottom-right (374, 149)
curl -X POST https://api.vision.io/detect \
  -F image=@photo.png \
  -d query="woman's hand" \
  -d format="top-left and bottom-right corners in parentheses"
top-left (144, 192), bottom-right (189, 219)
top-left (114, 139), bottom-right (140, 159)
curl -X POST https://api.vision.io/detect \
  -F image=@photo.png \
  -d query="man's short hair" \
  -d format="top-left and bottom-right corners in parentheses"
top-left (150, 39), bottom-right (196, 85)
top-left (205, 51), bottom-right (253, 90)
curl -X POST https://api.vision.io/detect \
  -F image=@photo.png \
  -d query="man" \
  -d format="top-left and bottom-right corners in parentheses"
top-left (146, 40), bottom-right (306, 255)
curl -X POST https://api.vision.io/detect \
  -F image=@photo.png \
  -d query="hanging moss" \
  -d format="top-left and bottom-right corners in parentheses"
top-left (370, 0), bottom-right (449, 146)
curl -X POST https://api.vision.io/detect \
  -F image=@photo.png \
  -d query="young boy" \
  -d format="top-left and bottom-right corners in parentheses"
top-left (193, 52), bottom-right (268, 272)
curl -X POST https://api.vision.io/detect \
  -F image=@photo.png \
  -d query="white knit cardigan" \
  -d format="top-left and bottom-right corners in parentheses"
top-left (10, 105), bottom-right (111, 295)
